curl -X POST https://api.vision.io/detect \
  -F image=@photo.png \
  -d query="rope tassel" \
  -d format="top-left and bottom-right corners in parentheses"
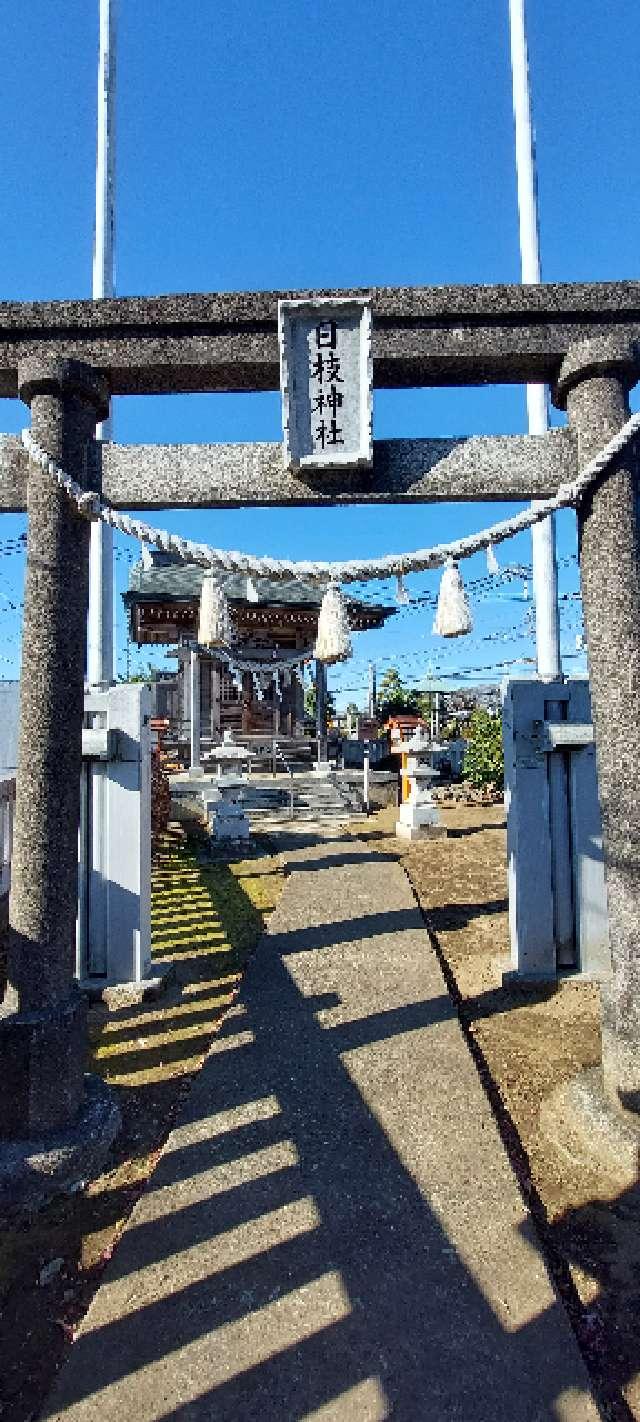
top-left (432, 559), bottom-right (472, 638)
top-left (198, 573), bottom-right (233, 647)
top-left (314, 583), bottom-right (352, 664)
top-left (395, 573), bottom-right (410, 605)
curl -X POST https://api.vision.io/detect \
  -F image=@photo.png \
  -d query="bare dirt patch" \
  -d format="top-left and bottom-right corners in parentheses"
top-left (357, 804), bottom-right (640, 1421)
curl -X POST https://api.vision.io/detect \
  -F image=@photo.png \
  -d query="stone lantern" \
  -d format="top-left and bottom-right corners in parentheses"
top-left (205, 732), bottom-right (253, 843)
top-left (395, 732), bottom-right (446, 841)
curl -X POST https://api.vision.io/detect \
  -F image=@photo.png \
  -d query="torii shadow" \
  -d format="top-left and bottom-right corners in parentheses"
top-left (44, 849), bottom-right (601, 1422)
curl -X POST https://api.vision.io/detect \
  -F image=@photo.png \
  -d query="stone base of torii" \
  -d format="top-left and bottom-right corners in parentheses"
top-left (0, 284), bottom-right (639, 1208)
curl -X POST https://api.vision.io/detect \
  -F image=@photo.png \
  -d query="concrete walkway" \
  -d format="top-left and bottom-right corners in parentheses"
top-left (45, 834), bottom-right (599, 1421)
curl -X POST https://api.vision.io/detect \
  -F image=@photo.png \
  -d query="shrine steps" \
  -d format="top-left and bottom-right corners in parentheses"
top-left (242, 774), bottom-right (364, 826)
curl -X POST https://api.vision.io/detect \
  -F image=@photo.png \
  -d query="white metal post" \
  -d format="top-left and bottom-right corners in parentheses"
top-left (508, 0), bottom-right (561, 681)
top-left (363, 744), bottom-right (370, 815)
top-left (190, 650), bottom-right (201, 771)
top-left (88, 0), bottom-right (116, 686)
top-left (509, 0), bottom-right (574, 966)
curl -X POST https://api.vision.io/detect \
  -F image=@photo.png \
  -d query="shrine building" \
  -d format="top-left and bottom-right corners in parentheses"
top-left (124, 549), bottom-right (393, 742)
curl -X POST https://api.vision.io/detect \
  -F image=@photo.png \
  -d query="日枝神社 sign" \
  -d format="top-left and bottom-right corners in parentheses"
top-left (278, 297), bottom-right (372, 471)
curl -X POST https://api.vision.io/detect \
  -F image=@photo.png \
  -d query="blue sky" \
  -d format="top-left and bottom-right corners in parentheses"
top-left (1, 2), bottom-right (638, 704)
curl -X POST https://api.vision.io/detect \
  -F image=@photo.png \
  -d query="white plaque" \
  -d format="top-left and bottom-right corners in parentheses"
top-left (278, 297), bottom-right (373, 471)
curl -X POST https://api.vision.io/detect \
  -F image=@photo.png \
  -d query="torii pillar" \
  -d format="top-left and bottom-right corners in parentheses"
top-left (0, 359), bottom-right (120, 1208)
top-left (554, 338), bottom-right (640, 1110)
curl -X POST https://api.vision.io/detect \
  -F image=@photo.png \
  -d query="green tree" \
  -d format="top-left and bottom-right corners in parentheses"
top-left (462, 709), bottom-right (504, 790)
top-left (121, 662), bottom-right (158, 684)
top-left (377, 667), bottom-right (404, 700)
top-left (377, 668), bottom-right (433, 723)
top-left (304, 683), bottom-right (336, 720)
top-left (377, 667), bottom-right (410, 717)
top-left (412, 691), bottom-right (434, 722)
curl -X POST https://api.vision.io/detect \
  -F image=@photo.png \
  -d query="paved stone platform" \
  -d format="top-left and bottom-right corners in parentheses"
top-left (44, 834), bottom-right (600, 1421)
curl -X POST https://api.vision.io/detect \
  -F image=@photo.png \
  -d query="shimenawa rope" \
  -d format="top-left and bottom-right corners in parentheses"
top-left (21, 413), bottom-right (640, 587)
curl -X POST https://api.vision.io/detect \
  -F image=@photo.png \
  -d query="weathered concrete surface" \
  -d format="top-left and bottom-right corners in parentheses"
top-left (0, 280), bottom-right (639, 395)
top-left (44, 835), bottom-right (600, 1421)
top-left (555, 339), bottom-right (640, 1106)
top-left (1, 360), bottom-right (110, 1147)
top-left (0, 430), bottom-right (576, 512)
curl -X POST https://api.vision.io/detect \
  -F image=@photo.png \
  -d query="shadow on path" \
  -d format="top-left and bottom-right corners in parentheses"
top-left (44, 835), bottom-right (598, 1422)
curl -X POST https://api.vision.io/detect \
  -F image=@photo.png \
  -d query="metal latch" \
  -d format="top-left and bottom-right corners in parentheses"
top-left (540, 722), bottom-right (594, 752)
top-left (81, 727), bottom-right (118, 761)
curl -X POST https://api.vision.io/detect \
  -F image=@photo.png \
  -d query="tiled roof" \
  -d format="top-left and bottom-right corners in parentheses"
top-left (127, 564), bottom-right (326, 606)
top-left (125, 562), bottom-right (393, 618)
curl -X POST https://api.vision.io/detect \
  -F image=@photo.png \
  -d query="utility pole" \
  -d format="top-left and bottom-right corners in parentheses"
top-left (368, 661), bottom-right (377, 719)
top-left (87, 0), bottom-right (116, 685)
top-left (508, 0), bottom-right (561, 680)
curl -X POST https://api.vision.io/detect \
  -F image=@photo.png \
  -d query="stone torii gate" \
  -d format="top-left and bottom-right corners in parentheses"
top-left (0, 281), bottom-right (639, 1197)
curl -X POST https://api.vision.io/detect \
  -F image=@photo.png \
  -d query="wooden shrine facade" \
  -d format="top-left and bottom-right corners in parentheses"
top-left (124, 552), bottom-right (392, 739)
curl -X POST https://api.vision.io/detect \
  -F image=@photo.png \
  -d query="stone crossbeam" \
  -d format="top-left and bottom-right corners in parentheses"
top-left (0, 282), bottom-right (638, 396)
top-left (0, 429), bottom-right (575, 511)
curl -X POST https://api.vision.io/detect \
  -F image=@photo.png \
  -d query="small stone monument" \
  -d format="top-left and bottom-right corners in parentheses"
top-left (205, 732), bottom-right (253, 842)
top-left (278, 297), bottom-right (372, 471)
top-left (395, 732), bottom-right (446, 841)
top-left (209, 778), bottom-right (251, 843)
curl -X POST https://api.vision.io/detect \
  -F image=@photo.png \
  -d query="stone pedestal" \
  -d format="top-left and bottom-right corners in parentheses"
top-left (0, 359), bottom-right (121, 1204)
top-left (0, 992), bottom-right (86, 1139)
top-left (209, 777), bottom-right (251, 842)
top-left (555, 338), bottom-right (640, 1108)
top-left (395, 806), bottom-right (447, 842)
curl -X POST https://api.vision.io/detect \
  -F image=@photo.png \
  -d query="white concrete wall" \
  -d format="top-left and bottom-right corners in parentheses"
top-left (0, 681), bottom-right (19, 776)
top-left (502, 677), bottom-right (609, 981)
top-left (77, 683), bottom-right (152, 988)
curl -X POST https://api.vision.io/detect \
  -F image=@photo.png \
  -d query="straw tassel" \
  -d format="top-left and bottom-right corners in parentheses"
top-left (432, 558), bottom-right (472, 638)
top-left (395, 573), bottom-right (410, 605)
top-left (198, 573), bottom-right (232, 647)
top-left (314, 583), bottom-right (352, 664)
top-left (486, 543), bottom-right (500, 575)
